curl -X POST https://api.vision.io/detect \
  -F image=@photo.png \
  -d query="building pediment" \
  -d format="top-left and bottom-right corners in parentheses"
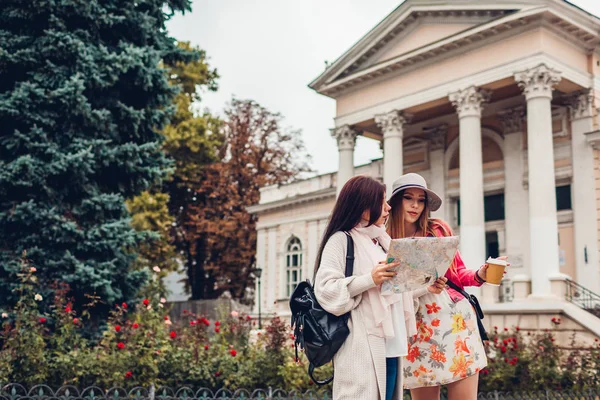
top-left (310, 0), bottom-right (600, 98)
top-left (337, 9), bottom-right (514, 79)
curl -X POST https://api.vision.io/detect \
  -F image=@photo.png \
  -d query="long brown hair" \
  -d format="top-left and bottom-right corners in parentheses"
top-left (387, 190), bottom-right (457, 271)
top-left (314, 176), bottom-right (386, 278)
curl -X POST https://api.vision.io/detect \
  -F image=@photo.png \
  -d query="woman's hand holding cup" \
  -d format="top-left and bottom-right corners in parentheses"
top-left (478, 256), bottom-right (510, 284)
top-left (372, 261), bottom-right (399, 286)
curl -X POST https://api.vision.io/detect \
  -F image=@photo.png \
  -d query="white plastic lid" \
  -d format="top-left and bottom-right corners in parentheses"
top-left (486, 257), bottom-right (508, 267)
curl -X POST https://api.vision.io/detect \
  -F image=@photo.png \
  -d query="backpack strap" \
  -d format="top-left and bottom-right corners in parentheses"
top-left (343, 232), bottom-right (354, 278)
top-left (309, 362), bottom-right (334, 385)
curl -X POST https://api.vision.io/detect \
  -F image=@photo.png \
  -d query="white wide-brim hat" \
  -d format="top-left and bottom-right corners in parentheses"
top-left (388, 173), bottom-right (442, 212)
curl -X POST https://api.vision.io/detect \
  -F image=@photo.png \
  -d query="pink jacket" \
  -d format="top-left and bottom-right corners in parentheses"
top-left (430, 220), bottom-right (484, 302)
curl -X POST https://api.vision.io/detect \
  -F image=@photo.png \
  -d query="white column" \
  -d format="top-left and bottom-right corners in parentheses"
top-left (267, 228), bottom-right (277, 311)
top-left (498, 106), bottom-right (531, 278)
top-left (566, 90), bottom-right (600, 293)
top-left (514, 64), bottom-right (562, 298)
top-left (331, 125), bottom-right (358, 197)
top-left (424, 124), bottom-right (448, 220)
top-left (307, 221), bottom-right (319, 282)
top-left (376, 110), bottom-right (411, 194)
top-left (254, 229), bottom-right (267, 314)
top-left (449, 86), bottom-right (490, 287)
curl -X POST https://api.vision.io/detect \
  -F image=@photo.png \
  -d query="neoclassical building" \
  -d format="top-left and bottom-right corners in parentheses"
top-left (249, 0), bottom-right (600, 341)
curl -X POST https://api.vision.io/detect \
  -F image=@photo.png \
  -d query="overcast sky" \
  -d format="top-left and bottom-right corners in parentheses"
top-left (166, 0), bottom-right (600, 176)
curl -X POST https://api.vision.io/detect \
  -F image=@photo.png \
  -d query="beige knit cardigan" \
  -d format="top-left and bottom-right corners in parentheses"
top-left (314, 231), bottom-right (427, 400)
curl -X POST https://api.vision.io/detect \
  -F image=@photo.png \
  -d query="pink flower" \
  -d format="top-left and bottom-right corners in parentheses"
top-left (230, 311), bottom-right (239, 318)
top-left (73, 318), bottom-right (79, 324)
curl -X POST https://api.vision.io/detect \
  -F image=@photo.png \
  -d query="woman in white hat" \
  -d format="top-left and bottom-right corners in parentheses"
top-left (387, 173), bottom-right (507, 400)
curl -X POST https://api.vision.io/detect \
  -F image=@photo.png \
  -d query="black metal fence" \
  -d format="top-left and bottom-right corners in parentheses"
top-left (2, 385), bottom-right (600, 400)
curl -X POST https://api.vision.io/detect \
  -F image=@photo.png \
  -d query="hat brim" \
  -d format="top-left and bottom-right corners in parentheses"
top-left (388, 185), bottom-right (442, 212)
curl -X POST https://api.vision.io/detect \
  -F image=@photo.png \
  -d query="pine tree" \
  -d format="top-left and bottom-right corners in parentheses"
top-left (0, 0), bottom-right (195, 315)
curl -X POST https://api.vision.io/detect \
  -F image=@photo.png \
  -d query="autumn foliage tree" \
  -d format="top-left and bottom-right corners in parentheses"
top-left (176, 99), bottom-right (311, 300)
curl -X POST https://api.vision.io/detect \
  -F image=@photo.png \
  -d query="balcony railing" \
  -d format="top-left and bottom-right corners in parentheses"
top-left (566, 279), bottom-right (600, 318)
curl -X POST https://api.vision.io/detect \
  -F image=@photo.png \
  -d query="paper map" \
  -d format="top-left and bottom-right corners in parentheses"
top-left (381, 236), bottom-right (460, 294)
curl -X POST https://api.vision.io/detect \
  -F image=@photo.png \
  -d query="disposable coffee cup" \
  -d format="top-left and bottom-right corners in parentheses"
top-left (485, 257), bottom-right (507, 286)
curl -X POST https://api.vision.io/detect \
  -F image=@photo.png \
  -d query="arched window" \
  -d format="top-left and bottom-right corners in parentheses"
top-left (286, 237), bottom-right (303, 297)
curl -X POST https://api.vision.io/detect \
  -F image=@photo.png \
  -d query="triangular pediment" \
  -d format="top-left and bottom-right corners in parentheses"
top-left (310, 0), bottom-right (570, 94)
top-left (310, 0), bottom-right (600, 98)
top-left (317, 5), bottom-right (520, 86)
top-left (364, 22), bottom-right (478, 68)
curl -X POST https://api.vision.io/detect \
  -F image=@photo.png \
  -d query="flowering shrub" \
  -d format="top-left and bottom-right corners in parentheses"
top-left (479, 323), bottom-right (600, 391)
top-left (0, 257), bottom-right (329, 395)
top-left (4, 257), bottom-right (599, 393)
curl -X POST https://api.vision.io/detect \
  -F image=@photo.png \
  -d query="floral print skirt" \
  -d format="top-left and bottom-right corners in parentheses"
top-left (403, 290), bottom-right (487, 389)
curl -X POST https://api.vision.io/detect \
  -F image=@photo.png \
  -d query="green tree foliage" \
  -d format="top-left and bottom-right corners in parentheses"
top-left (0, 0), bottom-right (196, 317)
top-left (126, 41), bottom-right (222, 295)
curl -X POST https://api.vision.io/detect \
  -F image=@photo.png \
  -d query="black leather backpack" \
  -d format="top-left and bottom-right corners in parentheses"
top-left (289, 232), bottom-right (354, 385)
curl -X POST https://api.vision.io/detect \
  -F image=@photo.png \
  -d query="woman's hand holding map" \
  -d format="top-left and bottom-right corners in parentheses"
top-left (371, 261), bottom-right (400, 286)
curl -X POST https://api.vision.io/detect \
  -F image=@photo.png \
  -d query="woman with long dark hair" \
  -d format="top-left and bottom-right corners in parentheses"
top-left (314, 175), bottom-right (445, 400)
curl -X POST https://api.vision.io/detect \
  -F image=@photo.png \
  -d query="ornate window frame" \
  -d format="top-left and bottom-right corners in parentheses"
top-left (285, 236), bottom-right (303, 297)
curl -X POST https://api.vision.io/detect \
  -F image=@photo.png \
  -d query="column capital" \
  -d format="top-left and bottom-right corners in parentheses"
top-left (449, 86), bottom-right (491, 118)
top-left (585, 130), bottom-right (600, 150)
top-left (514, 64), bottom-right (561, 101)
top-left (498, 105), bottom-right (525, 134)
top-left (565, 89), bottom-right (594, 120)
top-left (423, 124), bottom-right (448, 151)
top-left (375, 110), bottom-right (412, 139)
top-left (331, 125), bottom-right (358, 151)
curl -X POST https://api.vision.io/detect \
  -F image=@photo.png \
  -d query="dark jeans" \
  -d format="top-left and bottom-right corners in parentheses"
top-left (386, 357), bottom-right (398, 400)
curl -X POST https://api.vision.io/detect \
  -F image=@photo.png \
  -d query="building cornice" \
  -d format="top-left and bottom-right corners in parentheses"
top-left (334, 52), bottom-right (592, 128)
top-left (315, 7), bottom-right (598, 99)
top-left (247, 187), bottom-right (336, 215)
